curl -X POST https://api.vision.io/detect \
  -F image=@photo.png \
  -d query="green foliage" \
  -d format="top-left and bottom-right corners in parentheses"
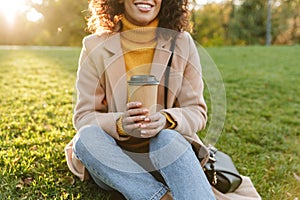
top-left (0, 0), bottom-right (89, 46)
top-left (31, 0), bottom-right (89, 46)
top-left (191, 0), bottom-right (300, 46)
top-left (0, 46), bottom-right (299, 199)
top-left (191, 3), bottom-right (231, 46)
top-left (272, 0), bottom-right (300, 44)
top-left (228, 0), bottom-right (267, 45)
top-left (1, 0), bottom-right (299, 46)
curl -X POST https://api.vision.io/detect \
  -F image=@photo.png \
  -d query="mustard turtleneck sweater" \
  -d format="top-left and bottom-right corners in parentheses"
top-left (120, 16), bottom-right (158, 80)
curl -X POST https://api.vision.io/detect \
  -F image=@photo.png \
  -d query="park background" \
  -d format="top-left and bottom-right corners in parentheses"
top-left (0, 0), bottom-right (299, 46)
top-left (0, 0), bottom-right (299, 199)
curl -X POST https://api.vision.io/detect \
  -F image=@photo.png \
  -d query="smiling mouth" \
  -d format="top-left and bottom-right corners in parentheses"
top-left (135, 3), bottom-right (154, 11)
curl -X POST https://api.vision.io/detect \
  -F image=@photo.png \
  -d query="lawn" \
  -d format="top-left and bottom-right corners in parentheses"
top-left (0, 45), bottom-right (299, 199)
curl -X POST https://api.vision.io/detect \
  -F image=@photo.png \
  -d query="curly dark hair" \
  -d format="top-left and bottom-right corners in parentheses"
top-left (87, 0), bottom-right (191, 33)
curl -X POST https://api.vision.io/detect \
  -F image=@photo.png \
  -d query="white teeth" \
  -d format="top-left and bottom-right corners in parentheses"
top-left (136, 4), bottom-right (151, 9)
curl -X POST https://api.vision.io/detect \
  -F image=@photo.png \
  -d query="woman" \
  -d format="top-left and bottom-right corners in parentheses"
top-left (65, 0), bottom-right (216, 199)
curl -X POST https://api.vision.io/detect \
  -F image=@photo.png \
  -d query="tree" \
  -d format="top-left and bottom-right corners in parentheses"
top-left (266, 0), bottom-right (272, 46)
top-left (0, 0), bottom-right (88, 46)
top-left (32, 0), bottom-right (88, 46)
top-left (272, 0), bottom-right (300, 44)
top-left (191, 2), bottom-right (232, 46)
top-left (229, 0), bottom-right (268, 45)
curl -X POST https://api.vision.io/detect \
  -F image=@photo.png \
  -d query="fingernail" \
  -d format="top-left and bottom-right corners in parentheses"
top-left (141, 130), bottom-right (146, 134)
top-left (144, 118), bottom-right (150, 122)
top-left (140, 124), bottom-right (146, 128)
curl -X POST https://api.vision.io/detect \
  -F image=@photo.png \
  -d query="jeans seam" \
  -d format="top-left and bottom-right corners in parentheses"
top-left (149, 185), bottom-right (168, 200)
top-left (75, 142), bottom-right (115, 188)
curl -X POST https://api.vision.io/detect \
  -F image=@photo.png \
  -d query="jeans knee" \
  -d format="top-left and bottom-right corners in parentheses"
top-left (150, 129), bottom-right (188, 151)
top-left (78, 125), bottom-right (102, 137)
top-left (73, 125), bottom-right (109, 155)
top-left (149, 130), bottom-right (193, 169)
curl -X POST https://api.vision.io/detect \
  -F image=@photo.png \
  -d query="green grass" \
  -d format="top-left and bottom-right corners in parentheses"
top-left (0, 45), bottom-right (299, 199)
top-left (204, 46), bottom-right (300, 200)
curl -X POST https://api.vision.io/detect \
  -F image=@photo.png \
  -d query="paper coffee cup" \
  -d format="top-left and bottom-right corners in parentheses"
top-left (128, 75), bottom-right (159, 115)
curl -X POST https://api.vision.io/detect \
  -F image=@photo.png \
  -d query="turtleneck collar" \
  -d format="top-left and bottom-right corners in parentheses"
top-left (120, 15), bottom-right (159, 45)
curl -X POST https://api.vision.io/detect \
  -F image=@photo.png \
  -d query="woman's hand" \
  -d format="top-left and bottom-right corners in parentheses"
top-left (122, 102), bottom-right (149, 138)
top-left (121, 101), bottom-right (167, 138)
top-left (139, 112), bottom-right (167, 138)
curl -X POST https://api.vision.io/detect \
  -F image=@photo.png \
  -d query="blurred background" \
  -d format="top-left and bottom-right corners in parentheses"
top-left (0, 0), bottom-right (299, 46)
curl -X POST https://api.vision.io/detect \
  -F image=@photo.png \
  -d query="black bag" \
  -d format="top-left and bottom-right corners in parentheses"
top-left (204, 145), bottom-right (242, 193)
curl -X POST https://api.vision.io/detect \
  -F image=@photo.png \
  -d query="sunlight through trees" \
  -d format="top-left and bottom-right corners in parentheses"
top-left (0, 0), bottom-right (299, 46)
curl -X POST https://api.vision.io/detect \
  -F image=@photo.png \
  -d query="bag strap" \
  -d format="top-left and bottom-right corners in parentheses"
top-left (164, 36), bottom-right (177, 109)
top-left (207, 146), bottom-right (218, 185)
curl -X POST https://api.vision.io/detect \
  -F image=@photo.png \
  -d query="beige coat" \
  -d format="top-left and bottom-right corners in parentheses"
top-left (73, 31), bottom-right (209, 161)
top-left (65, 31), bottom-right (261, 199)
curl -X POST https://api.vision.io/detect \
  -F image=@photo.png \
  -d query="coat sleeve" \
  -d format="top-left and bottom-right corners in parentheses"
top-left (73, 36), bottom-right (128, 141)
top-left (162, 33), bottom-right (207, 138)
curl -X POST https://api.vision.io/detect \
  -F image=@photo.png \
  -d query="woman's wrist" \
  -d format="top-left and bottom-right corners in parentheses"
top-left (116, 116), bottom-right (129, 136)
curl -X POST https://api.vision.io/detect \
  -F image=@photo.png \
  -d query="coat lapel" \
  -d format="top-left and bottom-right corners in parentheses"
top-left (151, 36), bottom-right (173, 83)
top-left (103, 33), bottom-right (127, 111)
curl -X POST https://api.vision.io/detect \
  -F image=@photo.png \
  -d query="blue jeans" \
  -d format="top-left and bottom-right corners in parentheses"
top-left (73, 125), bottom-right (215, 200)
